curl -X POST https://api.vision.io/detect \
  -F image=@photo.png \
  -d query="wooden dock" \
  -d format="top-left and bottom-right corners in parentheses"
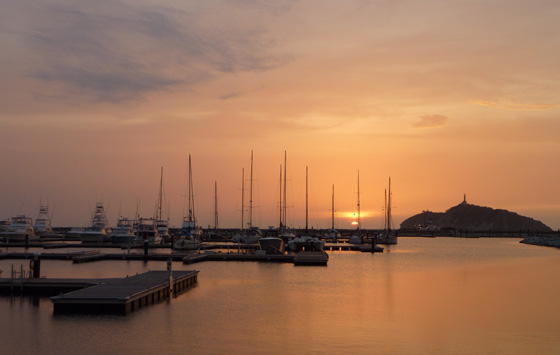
top-left (0, 277), bottom-right (118, 296)
top-left (50, 270), bottom-right (198, 314)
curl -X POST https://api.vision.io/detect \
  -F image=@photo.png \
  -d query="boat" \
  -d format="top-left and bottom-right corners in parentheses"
top-left (0, 215), bottom-right (38, 242)
top-left (237, 151), bottom-right (262, 244)
top-left (33, 205), bottom-right (61, 238)
top-left (65, 227), bottom-right (84, 239)
top-left (287, 167), bottom-right (324, 252)
top-left (348, 170), bottom-right (364, 244)
top-left (80, 202), bottom-right (111, 243)
top-left (324, 184), bottom-right (340, 242)
top-left (174, 155), bottom-right (202, 250)
top-left (156, 167), bottom-right (172, 243)
top-left (0, 220), bottom-right (11, 235)
top-left (260, 153), bottom-right (287, 254)
top-left (277, 151), bottom-right (295, 242)
top-left (110, 217), bottom-right (137, 244)
top-left (136, 217), bottom-right (161, 244)
top-left (376, 177), bottom-right (398, 244)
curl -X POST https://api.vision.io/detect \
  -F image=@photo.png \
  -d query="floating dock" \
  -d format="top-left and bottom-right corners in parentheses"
top-left (50, 270), bottom-right (198, 314)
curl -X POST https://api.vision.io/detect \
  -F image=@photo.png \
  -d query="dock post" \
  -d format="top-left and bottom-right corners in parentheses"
top-left (25, 234), bottom-right (29, 249)
top-left (143, 239), bottom-right (149, 260)
top-left (32, 252), bottom-right (41, 278)
top-left (167, 258), bottom-right (173, 296)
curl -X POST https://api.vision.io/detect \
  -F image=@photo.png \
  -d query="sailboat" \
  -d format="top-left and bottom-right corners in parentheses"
top-left (173, 155), bottom-right (202, 250)
top-left (241, 150), bottom-right (261, 244)
top-left (348, 171), bottom-right (364, 244)
top-left (259, 153), bottom-right (287, 254)
top-left (278, 151), bottom-right (296, 242)
top-left (377, 177), bottom-right (398, 244)
top-left (324, 184), bottom-right (340, 242)
top-left (287, 166), bottom-right (324, 252)
top-left (156, 167), bottom-right (171, 243)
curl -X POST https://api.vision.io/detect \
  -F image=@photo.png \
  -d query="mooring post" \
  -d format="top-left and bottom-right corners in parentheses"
top-left (143, 239), bottom-right (149, 260)
top-left (32, 252), bottom-right (41, 278)
top-left (167, 258), bottom-right (173, 296)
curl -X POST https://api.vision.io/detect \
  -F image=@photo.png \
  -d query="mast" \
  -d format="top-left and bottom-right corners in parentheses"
top-left (283, 150), bottom-right (287, 227)
top-left (357, 170), bottom-right (361, 230)
top-left (249, 150), bottom-right (253, 229)
top-left (158, 167), bottom-right (163, 221)
top-left (241, 168), bottom-right (245, 230)
top-left (214, 180), bottom-right (218, 229)
top-left (331, 184), bottom-right (335, 230)
top-left (188, 155), bottom-right (195, 224)
top-left (279, 164), bottom-right (283, 228)
top-left (387, 177), bottom-right (392, 232)
top-left (384, 188), bottom-right (387, 230)
top-left (305, 166), bottom-right (308, 233)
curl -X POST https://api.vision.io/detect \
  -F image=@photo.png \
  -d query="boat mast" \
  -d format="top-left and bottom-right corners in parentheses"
top-left (387, 177), bottom-right (392, 232)
top-left (384, 188), bottom-right (387, 231)
top-left (279, 164), bottom-right (283, 228)
top-left (188, 155), bottom-right (194, 223)
top-left (249, 150), bottom-right (253, 229)
top-left (283, 150), bottom-right (287, 227)
top-left (331, 184), bottom-right (335, 230)
top-left (305, 166), bottom-right (308, 233)
top-left (241, 168), bottom-right (245, 230)
top-left (214, 180), bottom-right (218, 229)
top-left (357, 170), bottom-right (361, 231)
top-left (158, 167), bottom-right (163, 221)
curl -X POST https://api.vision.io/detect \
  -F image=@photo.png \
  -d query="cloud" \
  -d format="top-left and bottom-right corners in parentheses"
top-left (22, 1), bottom-right (287, 102)
top-left (473, 100), bottom-right (560, 111)
top-left (411, 115), bottom-right (449, 129)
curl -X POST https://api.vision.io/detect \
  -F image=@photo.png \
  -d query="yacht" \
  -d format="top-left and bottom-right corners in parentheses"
top-left (377, 177), bottom-right (398, 245)
top-left (80, 203), bottom-right (111, 243)
top-left (110, 217), bottom-right (137, 244)
top-left (136, 217), bottom-right (161, 244)
top-left (33, 205), bottom-right (60, 238)
top-left (1, 215), bottom-right (38, 242)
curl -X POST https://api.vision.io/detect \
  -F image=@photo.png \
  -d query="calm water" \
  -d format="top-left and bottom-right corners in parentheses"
top-left (1, 237), bottom-right (560, 354)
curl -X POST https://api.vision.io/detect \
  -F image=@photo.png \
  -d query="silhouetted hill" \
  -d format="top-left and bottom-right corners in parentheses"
top-left (401, 202), bottom-right (552, 232)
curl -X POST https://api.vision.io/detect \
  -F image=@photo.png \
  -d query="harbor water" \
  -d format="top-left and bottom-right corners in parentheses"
top-left (1, 237), bottom-right (560, 354)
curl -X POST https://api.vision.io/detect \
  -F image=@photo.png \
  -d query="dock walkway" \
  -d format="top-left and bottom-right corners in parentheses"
top-left (50, 270), bottom-right (198, 314)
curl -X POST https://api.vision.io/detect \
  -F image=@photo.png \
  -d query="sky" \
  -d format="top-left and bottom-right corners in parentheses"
top-left (1, 0), bottom-right (559, 230)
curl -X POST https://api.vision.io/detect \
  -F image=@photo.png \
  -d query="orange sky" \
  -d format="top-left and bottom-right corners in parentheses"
top-left (1, 1), bottom-right (559, 229)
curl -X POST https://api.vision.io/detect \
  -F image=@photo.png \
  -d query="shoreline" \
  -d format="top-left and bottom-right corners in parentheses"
top-left (520, 236), bottom-right (560, 249)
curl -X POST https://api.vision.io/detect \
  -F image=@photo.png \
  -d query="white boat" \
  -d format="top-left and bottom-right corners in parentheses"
top-left (80, 203), bottom-right (111, 243)
top-left (136, 217), bottom-right (161, 244)
top-left (33, 205), bottom-right (61, 238)
top-left (348, 171), bottom-right (363, 245)
top-left (234, 151), bottom-right (261, 245)
top-left (259, 235), bottom-right (285, 254)
top-left (174, 155), bottom-right (201, 250)
top-left (110, 217), bottom-right (137, 244)
top-left (1, 215), bottom-right (38, 242)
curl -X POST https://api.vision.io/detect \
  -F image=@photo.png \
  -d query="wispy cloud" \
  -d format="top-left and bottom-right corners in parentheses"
top-left (23, 1), bottom-right (287, 102)
top-left (473, 100), bottom-right (560, 111)
top-left (411, 115), bottom-right (449, 129)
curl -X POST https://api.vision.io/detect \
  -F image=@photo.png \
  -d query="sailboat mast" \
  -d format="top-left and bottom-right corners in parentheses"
top-left (305, 166), bottom-right (308, 233)
top-left (188, 155), bottom-right (194, 223)
top-left (387, 177), bottom-right (392, 232)
top-left (249, 150), bottom-right (253, 229)
top-left (158, 167), bottom-right (163, 221)
top-left (279, 165), bottom-right (283, 228)
top-left (331, 184), bottom-right (335, 230)
top-left (283, 151), bottom-right (287, 227)
top-left (241, 168), bottom-right (245, 230)
top-left (384, 188), bottom-right (387, 230)
top-left (357, 170), bottom-right (361, 230)
top-left (214, 180), bottom-right (218, 229)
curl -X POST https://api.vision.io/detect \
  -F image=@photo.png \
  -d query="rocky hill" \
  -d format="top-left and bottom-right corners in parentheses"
top-left (400, 201), bottom-right (552, 232)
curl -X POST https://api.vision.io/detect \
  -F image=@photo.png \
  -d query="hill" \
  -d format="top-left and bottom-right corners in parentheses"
top-left (400, 199), bottom-right (552, 232)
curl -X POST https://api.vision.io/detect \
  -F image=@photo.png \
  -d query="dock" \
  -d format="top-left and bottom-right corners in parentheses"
top-left (50, 270), bottom-right (198, 314)
top-left (0, 277), bottom-right (118, 296)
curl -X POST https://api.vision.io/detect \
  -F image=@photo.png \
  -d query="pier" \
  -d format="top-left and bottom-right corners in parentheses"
top-left (50, 270), bottom-right (198, 314)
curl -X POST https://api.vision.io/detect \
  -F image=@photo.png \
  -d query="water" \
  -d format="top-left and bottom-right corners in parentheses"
top-left (1, 237), bottom-right (560, 354)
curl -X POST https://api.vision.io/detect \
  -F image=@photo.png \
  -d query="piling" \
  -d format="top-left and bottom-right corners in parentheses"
top-left (32, 252), bottom-right (41, 278)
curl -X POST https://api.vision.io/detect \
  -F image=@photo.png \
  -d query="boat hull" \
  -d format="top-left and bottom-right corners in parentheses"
top-left (258, 237), bottom-right (285, 254)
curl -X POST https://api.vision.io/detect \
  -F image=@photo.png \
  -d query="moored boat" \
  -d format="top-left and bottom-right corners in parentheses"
top-left (136, 217), bottom-right (161, 244)
top-left (80, 203), bottom-right (110, 243)
top-left (0, 215), bottom-right (38, 242)
top-left (174, 155), bottom-right (201, 250)
top-left (110, 217), bottom-right (137, 244)
top-left (33, 205), bottom-right (61, 238)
